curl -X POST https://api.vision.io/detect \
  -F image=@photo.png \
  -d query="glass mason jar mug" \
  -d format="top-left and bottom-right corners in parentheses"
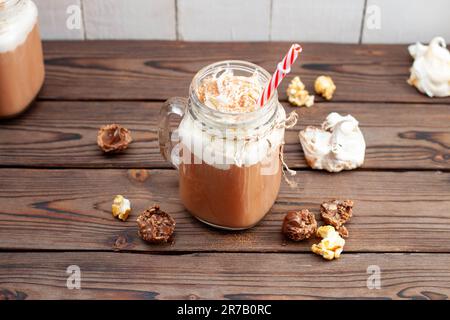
top-left (0, 0), bottom-right (45, 118)
top-left (159, 61), bottom-right (290, 230)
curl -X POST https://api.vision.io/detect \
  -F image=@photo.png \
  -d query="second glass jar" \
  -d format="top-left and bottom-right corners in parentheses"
top-left (0, 0), bottom-right (44, 118)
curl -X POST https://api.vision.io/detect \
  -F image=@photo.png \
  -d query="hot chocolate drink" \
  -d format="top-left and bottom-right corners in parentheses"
top-left (175, 66), bottom-right (286, 229)
top-left (179, 147), bottom-right (282, 229)
top-left (0, 0), bottom-right (44, 118)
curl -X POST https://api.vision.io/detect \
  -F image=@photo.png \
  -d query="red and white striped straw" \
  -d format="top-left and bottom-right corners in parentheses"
top-left (258, 43), bottom-right (302, 107)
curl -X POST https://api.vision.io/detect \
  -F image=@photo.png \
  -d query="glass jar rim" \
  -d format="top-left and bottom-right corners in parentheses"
top-left (189, 60), bottom-right (278, 119)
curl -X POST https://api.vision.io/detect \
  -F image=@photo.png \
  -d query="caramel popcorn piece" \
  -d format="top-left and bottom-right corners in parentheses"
top-left (112, 195), bottom-right (131, 221)
top-left (320, 199), bottom-right (353, 238)
top-left (287, 76), bottom-right (315, 107)
top-left (314, 75), bottom-right (336, 100)
top-left (311, 225), bottom-right (345, 260)
top-left (97, 124), bottom-right (132, 153)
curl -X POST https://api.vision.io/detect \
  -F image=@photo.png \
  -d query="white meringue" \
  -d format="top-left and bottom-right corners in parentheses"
top-left (299, 112), bottom-right (366, 172)
top-left (407, 37), bottom-right (450, 97)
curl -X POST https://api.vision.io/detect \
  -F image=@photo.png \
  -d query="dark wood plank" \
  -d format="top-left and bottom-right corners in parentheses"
top-left (1, 101), bottom-right (448, 169)
top-left (40, 41), bottom-right (450, 103)
top-left (1, 252), bottom-right (449, 299)
top-left (1, 169), bottom-right (449, 253)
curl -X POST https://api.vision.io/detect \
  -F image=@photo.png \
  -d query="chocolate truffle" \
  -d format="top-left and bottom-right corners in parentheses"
top-left (320, 199), bottom-right (353, 238)
top-left (97, 123), bottom-right (132, 153)
top-left (137, 205), bottom-right (175, 243)
top-left (282, 209), bottom-right (317, 241)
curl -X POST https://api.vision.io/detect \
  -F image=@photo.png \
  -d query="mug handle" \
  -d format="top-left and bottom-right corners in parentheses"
top-left (158, 97), bottom-right (187, 168)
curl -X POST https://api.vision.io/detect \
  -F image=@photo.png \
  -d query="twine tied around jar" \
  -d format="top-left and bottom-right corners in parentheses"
top-left (276, 110), bottom-right (298, 129)
top-left (231, 110), bottom-right (299, 188)
top-left (278, 111), bottom-right (299, 188)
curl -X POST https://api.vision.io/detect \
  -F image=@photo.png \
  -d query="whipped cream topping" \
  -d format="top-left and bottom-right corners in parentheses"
top-left (299, 112), bottom-right (366, 173)
top-left (0, 0), bottom-right (37, 53)
top-left (176, 105), bottom-right (286, 170)
top-left (407, 37), bottom-right (450, 97)
top-left (197, 70), bottom-right (264, 113)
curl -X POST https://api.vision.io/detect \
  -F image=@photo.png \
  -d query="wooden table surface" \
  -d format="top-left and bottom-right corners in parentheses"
top-left (1, 41), bottom-right (450, 300)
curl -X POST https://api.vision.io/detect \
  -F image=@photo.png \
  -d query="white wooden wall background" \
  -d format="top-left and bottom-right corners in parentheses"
top-left (34, 0), bottom-right (450, 43)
